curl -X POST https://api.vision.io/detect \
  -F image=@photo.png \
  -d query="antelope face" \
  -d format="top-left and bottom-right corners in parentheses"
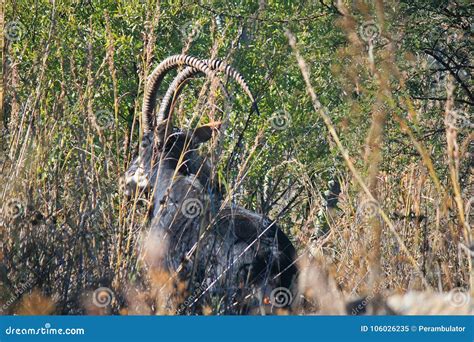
top-left (123, 123), bottom-right (220, 198)
top-left (124, 54), bottom-right (253, 201)
top-left (123, 132), bottom-right (154, 197)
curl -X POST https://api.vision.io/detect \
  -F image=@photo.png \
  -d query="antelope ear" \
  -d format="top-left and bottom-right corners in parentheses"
top-left (192, 121), bottom-right (222, 145)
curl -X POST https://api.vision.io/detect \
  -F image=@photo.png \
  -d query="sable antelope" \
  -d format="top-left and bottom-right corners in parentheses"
top-left (124, 55), bottom-right (297, 314)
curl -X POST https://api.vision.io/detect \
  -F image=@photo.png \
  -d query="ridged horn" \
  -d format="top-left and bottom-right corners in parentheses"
top-left (142, 55), bottom-right (256, 143)
top-left (156, 60), bottom-right (256, 131)
top-left (142, 55), bottom-right (210, 135)
top-left (156, 66), bottom-right (199, 126)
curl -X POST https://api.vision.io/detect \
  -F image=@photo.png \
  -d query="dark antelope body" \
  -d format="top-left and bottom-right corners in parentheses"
top-left (124, 55), bottom-right (297, 314)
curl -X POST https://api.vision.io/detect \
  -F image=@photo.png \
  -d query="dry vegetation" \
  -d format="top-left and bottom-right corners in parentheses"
top-left (0, 1), bottom-right (472, 315)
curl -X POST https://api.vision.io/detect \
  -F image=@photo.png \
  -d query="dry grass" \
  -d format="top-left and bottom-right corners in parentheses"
top-left (0, 1), bottom-right (472, 315)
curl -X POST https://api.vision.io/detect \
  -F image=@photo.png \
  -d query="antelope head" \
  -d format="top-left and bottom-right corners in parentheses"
top-left (124, 55), bottom-right (256, 204)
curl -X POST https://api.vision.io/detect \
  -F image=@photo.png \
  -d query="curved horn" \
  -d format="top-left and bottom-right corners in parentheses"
top-left (142, 55), bottom-right (256, 138)
top-left (205, 59), bottom-right (255, 103)
top-left (142, 55), bottom-right (208, 135)
top-left (156, 66), bottom-right (199, 126)
top-left (156, 60), bottom-right (256, 130)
